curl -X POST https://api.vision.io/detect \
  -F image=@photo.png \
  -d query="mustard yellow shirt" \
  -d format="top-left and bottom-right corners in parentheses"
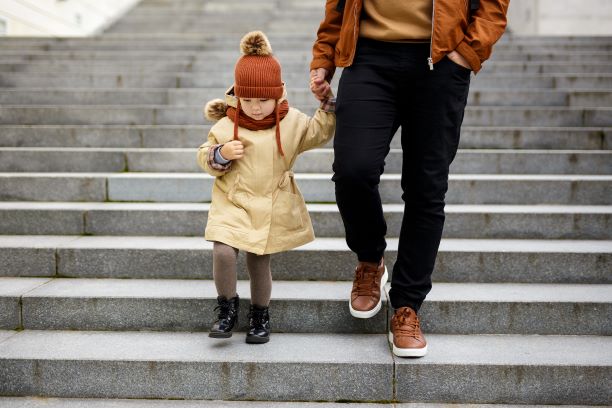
top-left (360, 0), bottom-right (433, 42)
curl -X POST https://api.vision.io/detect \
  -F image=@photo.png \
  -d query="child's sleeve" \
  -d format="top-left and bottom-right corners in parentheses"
top-left (297, 97), bottom-right (336, 154)
top-left (197, 129), bottom-right (232, 177)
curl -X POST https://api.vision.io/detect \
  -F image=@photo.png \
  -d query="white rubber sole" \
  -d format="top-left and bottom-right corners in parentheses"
top-left (388, 332), bottom-right (428, 357)
top-left (349, 266), bottom-right (388, 319)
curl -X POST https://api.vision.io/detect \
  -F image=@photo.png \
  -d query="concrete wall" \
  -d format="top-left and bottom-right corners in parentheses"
top-left (508, 0), bottom-right (612, 35)
top-left (0, 0), bottom-right (140, 36)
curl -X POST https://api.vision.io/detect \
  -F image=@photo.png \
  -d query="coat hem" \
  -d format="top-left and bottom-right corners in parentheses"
top-left (206, 226), bottom-right (315, 255)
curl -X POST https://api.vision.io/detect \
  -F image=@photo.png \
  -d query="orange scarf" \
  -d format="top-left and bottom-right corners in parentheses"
top-left (226, 99), bottom-right (290, 156)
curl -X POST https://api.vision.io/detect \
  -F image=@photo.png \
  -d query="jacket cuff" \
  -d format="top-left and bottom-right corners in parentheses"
top-left (456, 40), bottom-right (482, 73)
top-left (208, 144), bottom-right (232, 172)
top-left (214, 145), bottom-right (231, 164)
top-left (319, 97), bottom-right (336, 113)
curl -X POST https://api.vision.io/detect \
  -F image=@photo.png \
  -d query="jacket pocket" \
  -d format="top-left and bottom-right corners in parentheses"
top-left (273, 190), bottom-right (304, 231)
top-left (273, 171), bottom-right (304, 231)
top-left (445, 55), bottom-right (472, 74)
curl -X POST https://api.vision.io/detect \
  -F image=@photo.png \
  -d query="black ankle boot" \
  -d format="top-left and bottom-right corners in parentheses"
top-left (246, 304), bottom-right (270, 344)
top-left (209, 295), bottom-right (239, 338)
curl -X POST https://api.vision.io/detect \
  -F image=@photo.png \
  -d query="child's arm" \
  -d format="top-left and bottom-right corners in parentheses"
top-left (297, 95), bottom-right (336, 154)
top-left (196, 131), bottom-right (233, 177)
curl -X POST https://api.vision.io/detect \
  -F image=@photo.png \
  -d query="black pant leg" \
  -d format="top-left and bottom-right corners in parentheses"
top-left (389, 55), bottom-right (471, 312)
top-left (333, 41), bottom-right (401, 263)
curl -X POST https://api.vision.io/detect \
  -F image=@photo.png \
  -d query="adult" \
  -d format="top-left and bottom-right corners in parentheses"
top-left (310, 0), bottom-right (509, 356)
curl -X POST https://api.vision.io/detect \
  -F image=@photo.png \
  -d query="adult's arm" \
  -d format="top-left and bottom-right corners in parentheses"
top-left (310, 0), bottom-right (344, 81)
top-left (455, 0), bottom-right (510, 73)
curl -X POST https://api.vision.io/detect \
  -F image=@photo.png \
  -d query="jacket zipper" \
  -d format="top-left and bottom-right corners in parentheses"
top-left (349, 1), bottom-right (359, 64)
top-left (428, 0), bottom-right (436, 70)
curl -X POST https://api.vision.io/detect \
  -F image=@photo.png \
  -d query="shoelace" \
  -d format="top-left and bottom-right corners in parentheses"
top-left (214, 302), bottom-right (232, 320)
top-left (394, 310), bottom-right (421, 339)
top-left (352, 267), bottom-right (379, 296)
top-left (248, 310), bottom-right (268, 328)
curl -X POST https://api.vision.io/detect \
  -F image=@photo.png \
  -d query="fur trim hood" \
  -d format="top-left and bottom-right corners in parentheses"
top-left (203, 85), bottom-right (287, 122)
top-left (203, 98), bottom-right (227, 122)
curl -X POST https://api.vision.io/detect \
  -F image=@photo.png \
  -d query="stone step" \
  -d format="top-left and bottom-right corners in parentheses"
top-left (97, 26), bottom-right (322, 35)
top-left (0, 125), bottom-right (608, 150)
top-left (136, 0), bottom-right (323, 12)
top-left (0, 236), bottom-right (609, 283)
top-left (123, 8), bottom-right (324, 16)
top-left (0, 50), bottom-right (316, 60)
top-left (1, 106), bottom-right (610, 127)
top-left (1, 61), bottom-right (611, 74)
top-left (3, 49), bottom-right (612, 60)
top-left (0, 39), bottom-right (322, 52)
top-left (1, 277), bottom-right (610, 335)
top-left (2, 38), bottom-right (612, 52)
top-left (115, 6), bottom-right (323, 15)
top-left (476, 62), bottom-right (612, 74)
top-left (0, 400), bottom-right (606, 408)
top-left (2, 35), bottom-right (610, 49)
top-left (105, 33), bottom-right (612, 41)
top-left (1, 148), bottom-right (609, 175)
top-left (0, 173), bottom-right (609, 205)
top-left (3, 72), bottom-right (611, 90)
top-left (2, 277), bottom-right (389, 334)
top-left (1, 202), bottom-right (609, 240)
top-left (4, 31), bottom-right (610, 39)
top-left (0, 62), bottom-right (189, 74)
top-left (499, 36), bottom-right (612, 43)
top-left (2, 89), bottom-right (610, 107)
top-left (0, 329), bottom-right (609, 404)
top-left (0, 399), bottom-right (433, 408)
top-left (0, 43), bottom-right (612, 55)
top-left (113, 11), bottom-right (325, 22)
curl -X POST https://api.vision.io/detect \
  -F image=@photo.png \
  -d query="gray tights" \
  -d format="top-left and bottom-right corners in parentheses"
top-left (212, 241), bottom-right (272, 307)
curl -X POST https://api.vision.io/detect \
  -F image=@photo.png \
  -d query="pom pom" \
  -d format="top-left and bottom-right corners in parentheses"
top-left (204, 99), bottom-right (227, 122)
top-left (240, 31), bottom-right (273, 56)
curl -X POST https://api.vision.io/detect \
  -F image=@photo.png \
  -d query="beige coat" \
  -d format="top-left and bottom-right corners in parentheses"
top-left (197, 89), bottom-right (336, 255)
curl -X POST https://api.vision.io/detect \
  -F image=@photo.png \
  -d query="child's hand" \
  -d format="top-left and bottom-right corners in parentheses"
top-left (310, 68), bottom-right (331, 101)
top-left (220, 140), bottom-right (244, 160)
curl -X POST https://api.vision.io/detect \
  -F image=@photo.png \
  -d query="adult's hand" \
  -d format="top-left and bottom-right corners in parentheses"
top-left (447, 50), bottom-right (471, 70)
top-left (310, 68), bottom-right (331, 101)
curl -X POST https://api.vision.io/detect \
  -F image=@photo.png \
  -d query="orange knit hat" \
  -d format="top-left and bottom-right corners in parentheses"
top-left (234, 31), bottom-right (283, 99)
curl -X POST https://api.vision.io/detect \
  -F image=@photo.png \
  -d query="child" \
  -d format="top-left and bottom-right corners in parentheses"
top-left (196, 31), bottom-right (335, 344)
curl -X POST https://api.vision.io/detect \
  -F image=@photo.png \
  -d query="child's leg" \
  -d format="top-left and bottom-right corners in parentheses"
top-left (245, 252), bottom-right (271, 307)
top-left (213, 241), bottom-right (239, 298)
top-left (210, 242), bottom-right (240, 338)
top-left (245, 251), bottom-right (272, 344)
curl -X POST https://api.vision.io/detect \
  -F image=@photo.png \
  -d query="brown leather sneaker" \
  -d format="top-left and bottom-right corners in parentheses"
top-left (349, 258), bottom-right (388, 318)
top-left (389, 306), bottom-right (428, 357)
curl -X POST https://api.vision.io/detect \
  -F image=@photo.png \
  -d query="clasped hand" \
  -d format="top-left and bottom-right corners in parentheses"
top-left (310, 68), bottom-right (331, 101)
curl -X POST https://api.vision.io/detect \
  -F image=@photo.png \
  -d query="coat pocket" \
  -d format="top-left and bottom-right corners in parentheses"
top-left (273, 171), bottom-right (304, 231)
top-left (273, 189), bottom-right (304, 231)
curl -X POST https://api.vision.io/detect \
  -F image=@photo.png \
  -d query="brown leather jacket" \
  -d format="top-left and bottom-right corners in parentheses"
top-left (311, 0), bottom-right (509, 77)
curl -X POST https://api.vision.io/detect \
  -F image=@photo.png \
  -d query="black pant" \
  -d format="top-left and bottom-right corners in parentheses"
top-left (333, 38), bottom-right (471, 312)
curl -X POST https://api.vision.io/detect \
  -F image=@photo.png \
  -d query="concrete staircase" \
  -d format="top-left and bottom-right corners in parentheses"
top-left (0, 0), bottom-right (611, 406)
